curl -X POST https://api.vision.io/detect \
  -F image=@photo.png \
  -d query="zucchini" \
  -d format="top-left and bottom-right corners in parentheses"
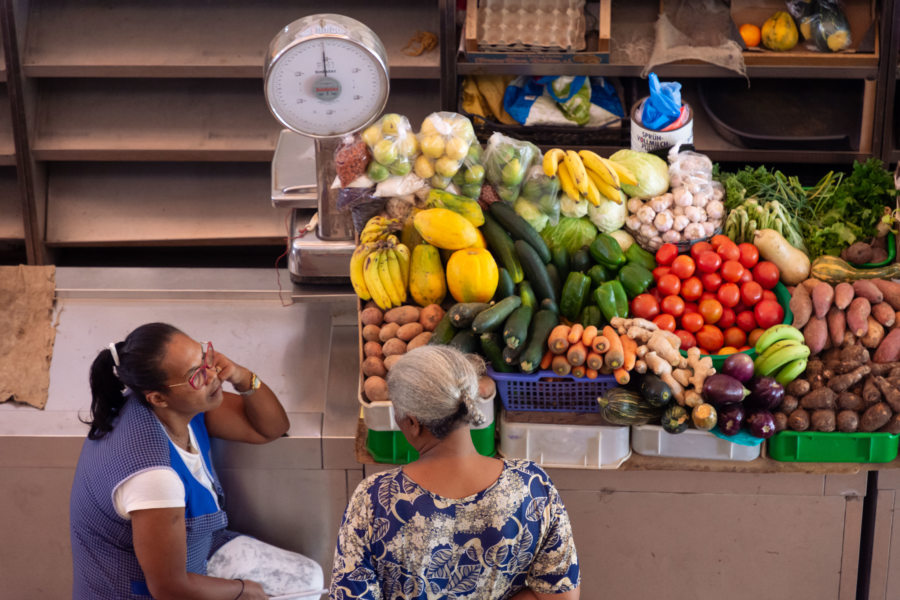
top-left (429, 312), bottom-right (457, 345)
top-left (515, 240), bottom-right (557, 305)
top-left (480, 332), bottom-right (514, 372)
top-left (597, 387), bottom-right (663, 425)
top-left (448, 302), bottom-right (491, 328)
top-left (569, 246), bottom-right (593, 273)
top-left (448, 329), bottom-right (479, 354)
top-left (545, 263), bottom-right (561, 300)
top-left (494, 267), bottom-right (515, 301)
top-left (640, 373), bottom-right (673, 408)
top-left (589, 234), bottom-right (626, 270)
top-left (472, 295), bottom-right (522, 334)
top-left (489, 201), bottom-right (552, 264)
top-left (519, 308), bottom-right (559, 373)
top-left (518, 280), bottom-right (537, 309)
top-left (502, 344), bottom-right (522, 367)
top-left (661, 404), bottom-right (690, 434)
top-left (560, 271), bottom-right (591, 321)
top-left (551, 246), bottom-right (570, 286)
top-left (503, 304), bottom-right (533, 350)
top-left (578, 304), bottom-right (603, 329)
top-left (540, 297), bottom-right (559, 314)
top-left (481, 213), bottom-right (524, 283)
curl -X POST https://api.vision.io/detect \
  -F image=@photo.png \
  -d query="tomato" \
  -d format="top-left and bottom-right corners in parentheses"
top-left (661, 294), bottom-right (686, 317)
top-left (748, 328), bottom-right (766, 347)
top-left (696, 324), bottom-right (725, 353)
top-left (671, 254), bottom-right (696, 279)
top-left (700, 291), bottom-right (717, 302)
top-left (716, 241), bottom-right (741, 262)
top-left (738, 243), bottom-right (760, 269)
top-left (754, 299), bottom-right (785, 329)
top-left (675, 329), bottom-right (697, 349)
top-left (723, 326), bottom-right (747, 349)
top-left (650, 286), bottom-right (663, 302)
top-left (716, 282), bottom-right (741, 308)
top-left (682, 312), bottom-right (704, 333)
top-left (653, 313), bottom-right (677, 332)
top-left (690, 241), bottom-right (713, 261)
top-left (696, 251), bottom-right (722, 274)
top-left (701, 272), bottom-right (722, 292)
top-left (681, 276), bottom-right (703, 302)
top-left (631, 293), bottom-right (660, 320)
top-left (752, 261), bottom-right (780, 289)
top-left (653, 266), bottom-right (672, 281)
top-left (698, 298), bottom-right (723, 324)
top-left (738, 346), bottom-right (752, 352)
top-left (717, 307), bottom-right (736, 329)
top-left (740, 280), bottom-right (764, 306)
top-left (738, 266), bottom-right (754, 285)
top-left (735, 310), bottom-right (757, 333)
top-left (657, 274), bottom-right (682, 297)
top-left (655, 243), bottom-right (678, 266)
top-left (720, 260), bottom-right (745, 283)
top-left (710, 234), bottom-right (731, 249)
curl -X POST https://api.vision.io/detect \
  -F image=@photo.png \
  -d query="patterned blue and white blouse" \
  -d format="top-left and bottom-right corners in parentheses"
top-left (330, 458), bottom-right (579, 600)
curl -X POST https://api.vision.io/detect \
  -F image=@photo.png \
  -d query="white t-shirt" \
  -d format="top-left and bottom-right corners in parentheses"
top-left (112, 423), bottom-right (220, 519)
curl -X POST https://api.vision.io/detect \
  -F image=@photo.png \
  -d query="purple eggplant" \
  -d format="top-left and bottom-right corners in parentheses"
top-left (746, 411), bottom-right (777, 439)
top-left (702, 373), bottom-right (750, 407)
top-left (721, 352), bottom-right (755, 384)
top-left (718, 404), bottom-right (745, 436)
top-left (745, 377), bottom-right (785, 413)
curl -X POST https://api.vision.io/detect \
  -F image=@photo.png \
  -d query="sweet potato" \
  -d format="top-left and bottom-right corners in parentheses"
top-left (406, 331), bottom-right (432, 351)
top-left (860, 316), bottom-right (885, 349)
top-left (363, 375), bottom-right (389, 402)
top-left (837, 410), bottom-right (860, 432)
top-left (873, 375), bottom-right (900, 413)
top-left (362, 324), bottom-right (382, 342)
top-left (833, 282), bottom-right (855, 310)
top-left (873, 328), bottom-right (900, 363)
top-left (788, 408), bottom-right (811, 431)
top-left (790, 284), bottom-right (813, 329)
top-left (378, 322), bottom-right (400, 342)
top-left (852, 279), bottom-right (884, 304)
top-left (802, 278), bottom-right (823, 291)
top-left (774, 412), bottom-right (788, 432)
top-left (384, 305), bottom-right (420, 325)
top-left (803, 316), bottom-right (829, 356)
top-left (826, 307), bottom-right (845, 349)
top-left (828, 365), bottom-right (871, 393)
top-left (801, 387), bottom-right (836, 410)
top-left (872, 302), bottom-right (896, 327)
top-left (418, 304), bottom-right (445, 331)
top-left (778, 394), bottom-right (800, 414)
top-left (859, 402), bottom-right (892, 432)
top-left (360, 306), bottom-right (384, 326)
top-left (812, 281), bottom-right (835, 319)
top-left (846, 297), bottom-right (871, 337)
top-left (811, 409), bottom-right (836, 432)
top-left (382, 338), bottom-right (407, 357)
top-left (786, 379), bottom-right (811, 397)
top-left (362, 356), bottom-right (387, 378)
top-left (872, 279), bottom-right (900, 310)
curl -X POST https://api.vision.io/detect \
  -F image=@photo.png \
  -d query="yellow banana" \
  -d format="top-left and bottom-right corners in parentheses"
top-left (584, 175), bottom-right (602, 207)
top-left (385, 248), bottom-right (407, 304)
top-left (597, 156), bottom-right (622, 188)
top-left (606, 158), bottom-right (638, 187)
top-left (587, 169), bottom-right (623, 204)
top-left (349, 243), bottom-right (376, 300)
top-left (556, 162), bottom-right (581, 202)
top-left (394, 242), bottom-right (411, 288)
top-left (363, 251), bottom-right (391, 310)
top-left (360, 217), bottom-right (401, 244)
top-left (564, 150), bottom-right (589, 195)
top-left (542, 148), bottom-right (566, 177)
top-left (377, 249), bottom-right (402, 307)
top-left (578, 149), bottom-right (617, 187)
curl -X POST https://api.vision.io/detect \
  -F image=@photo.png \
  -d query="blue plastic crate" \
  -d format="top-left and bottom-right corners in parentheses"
top-left (487, 367), bottom-right (617, 413)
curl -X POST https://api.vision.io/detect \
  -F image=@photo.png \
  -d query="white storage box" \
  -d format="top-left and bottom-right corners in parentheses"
top-left (362, 393), bottom-right (496, 432)
top-left (498, 410), bottom-right (630, 469)
top-left (631, 424), bottom-right (761, 462)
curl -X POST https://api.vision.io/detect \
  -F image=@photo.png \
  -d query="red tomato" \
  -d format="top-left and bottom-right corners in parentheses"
top-left (735, 310), bottom-right (757, 333)
top-left (723, 326), bottom-right (747, 349)
top-left (732, 302), bottom-right (748, 314)
top-left (657, 274), bottom-right (682, 297)
top-left (738, 266), bottom-right (754, 285)
top-left (670, 255), bottom-right (696, 279)
top-left (682, 312), bottom-right (704, 333)
top-left (696, 324), bottom-right (725, 353)
top-left (661, 295), bottom-right (686, 317)
top-left (631, 293), bottom-right (660, 320)
top-left (698, 298), bottom-right (724, 324)
top-left (738, 243), bottom-right (760, 269)
top-left (762, 290), bottom-right (777, 302)
top-left (655, 243), bottom-right (678, 266)
top-left (748, 328), bottom-right (766, 347)
top-left (675, 329), bottom-right (697, 349)
top-left (754, 299), bottom-right (785, 329)
top-left (740, 280), bottom-right (764, 306)
top-left (681, 276), bottom-right (703, 302)
top-left (650, 286), bottom-right (663, 302)
top-left (752, 261), bottom-right (780, 289)
top-left (653, 313), bottom-right (677, 332)
top-left (701, 272), bottom-right (722, 292)
top-left (710, 234), bottom-right (731, 249)
top-left (717, 241), bottom-right (741, 262)
top-left (717, 307), bottom-right (736, 329)
top-left (653, 266), bottom-right (672, 281)
top-left (690, 241), bottom-right (713, 261)
top-left (700, 291), bottom-right (717, 302)
top-left (720, 260), bottom-right (745, 283)
top-left (716, 282), bottom-right (741, 308)
top-left (696, 251), bottom-right (722, 274)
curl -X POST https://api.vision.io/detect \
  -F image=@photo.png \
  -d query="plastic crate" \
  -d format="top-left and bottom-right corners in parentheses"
top-left (367, 422), bottom-right (496, 465)
top-left (487, 367), bottom-right (617, 413)
top-left (362, 392), bottom-right (496, 432)
top-left (767, 431), bottom-right (900, 463)
top-left (631, 424), bottom-right (761, 461)
top-left (498, 410), bottom-right (630, 469)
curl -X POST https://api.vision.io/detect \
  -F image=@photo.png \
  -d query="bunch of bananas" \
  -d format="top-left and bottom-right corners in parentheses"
top-left (753, 325), bottom-right (811, 385)
top-left (350, 235), bottom-right (411, 310)
top-left (358, 216), bottom-right (403, 244)
top-left (542, 148), bottom-right (637, 207)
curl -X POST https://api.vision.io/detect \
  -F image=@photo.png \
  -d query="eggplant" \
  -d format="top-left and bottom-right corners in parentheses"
top-left (745, 377), bottom-right (785, 413)
top-left (721, 352), bottom-right (755, 384)
top-left (718, 404), bottom-right (745, 436)
top-left (746, 411), bottom-right (777, 439)
top-left (702, 373), bottom-right (750, 407)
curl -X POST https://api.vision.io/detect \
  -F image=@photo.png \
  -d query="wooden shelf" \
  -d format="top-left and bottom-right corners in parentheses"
top-left (44, 162), bottom-right (290, 245)
top-left (23, 0), bottom-right (441, 79)
top-left (0, 168), bottom-right (23, 241)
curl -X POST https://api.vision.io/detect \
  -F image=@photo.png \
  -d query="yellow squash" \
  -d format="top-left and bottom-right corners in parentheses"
top-left (445, 248), bottom-right (498, 303)
top-left (413, 208), bottom-right (479, 250)
top-left (761, 11), bottom-right (799, 52)
top-left (409, 244), bottom-right (446, 306)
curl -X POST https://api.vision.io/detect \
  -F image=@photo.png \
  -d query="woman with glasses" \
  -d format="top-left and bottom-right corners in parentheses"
top-left (70, 322), bottom-right (323, 600)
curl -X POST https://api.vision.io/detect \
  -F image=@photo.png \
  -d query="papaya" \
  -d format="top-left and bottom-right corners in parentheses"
top-left (413, 208), bottom-right (479, 250)
top-left (761, 11), bottom-right (799, 52)
top-left (445, 248), bottom-right (499, 303)
top-left (409, 244), bottom-right (447, 306)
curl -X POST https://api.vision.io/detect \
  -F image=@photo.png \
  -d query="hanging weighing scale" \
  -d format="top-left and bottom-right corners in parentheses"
top-left (265, 14), bottom-right (389, 283)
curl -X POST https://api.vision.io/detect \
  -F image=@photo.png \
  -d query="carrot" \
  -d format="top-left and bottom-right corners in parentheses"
top-left (585, 368), bottom-right (599, 379)
top-left (620, 334), bottom-right (637, 371)
top-left (548, 324), bottom-right (571, 354)
top-left (613, 367), bottom-right (630, 385)
top-left (581, 325), bottom-right (598, 347)
top-left (567, 323), bottom-right (584, 345)
top-left (551, 354), bottom-right (571, 376)
top-left (567, 341), bottom-right (587, 367)
top-left (539, 349), bottom-right (553, 370)
top-left (571, 365), bottom-right (586, 378)
top-left (591, 335), bottom-right (610, 354)
top-left (586, 351), bottom-right (604, 371)
top-left (603, 325), bottom-right (624, 369)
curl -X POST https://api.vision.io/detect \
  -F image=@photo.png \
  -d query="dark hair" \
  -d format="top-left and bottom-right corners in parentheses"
top-left (84, 322), bottom-right (182, 440)
top-left (427, 401), bottom-right (469, 440)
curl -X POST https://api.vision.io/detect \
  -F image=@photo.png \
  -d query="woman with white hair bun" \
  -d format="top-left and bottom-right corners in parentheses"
top-left (331, 345), bottom-right (581, 600)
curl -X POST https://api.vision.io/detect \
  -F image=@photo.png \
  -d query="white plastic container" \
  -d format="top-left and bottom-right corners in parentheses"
top-left (498, 410), bottom-right (631, 469)
top-left (362, 393), bottom-right (496, 432)
top-left (630, 96), bottom-right (693, 154)
top-left (631, 424), bottom-right (761, 462)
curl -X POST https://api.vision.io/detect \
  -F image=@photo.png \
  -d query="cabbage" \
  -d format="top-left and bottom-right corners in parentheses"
top-left (587, 196), bottom-right (626, 233)
top-left (609, 149), bottom-right (670, 199)
top-left (560, 194), bottom-right (588, 218)
top-left (608, 229), bottom-right (635, 252)
top-left (540, 216), bottom-right (598, 255)
top-left (513, 197), bottom-right (549, 232)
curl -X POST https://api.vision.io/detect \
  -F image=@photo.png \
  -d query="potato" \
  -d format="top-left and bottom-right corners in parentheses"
top-left (852, 279), bottom-right (884, 304)
top-left (871, 248), bottom-right (890, 264)
top-left (478, 375), bottom-right (496, 399)
top-left (788, 408), bottom-right (810, 431)
top-left (362, 356), bottom-right (386, 378)
top-left (382, 338), bottom-right (408, 357)
top-left (833, 282), bottom-right (855, 310)
top-left (803, 316), bottom-right (829, 356)
top-left (383, 354), bottom-right (402, 371)
top-left (842, 241), bottom-right (873, 264)
top-left (360, 306), bottom-right (384, 326)
top-left (859, 402), bottom-right (892, 432)
top-left (846, 297), bottom-right (871, 337)
top-left (778, 394), bottom-right (800, 414)
top-left (872, 279), bottom-right (900, 310)
top-left (872, 302), bottom-right (896, 327)
top-left (378, 322), bottom-right (401, 342)
top-left (419, 304), bottom-right (445, 331)
top-left (363, 375), bottom-right (389, 402)
top-left (364, 341), bottom-right (384, 358)
top-left (826, 307), bottom-right (845, 348)
top-left (812, 282), bottom-right (834, 319)
top-left (362, 324), bottom-right (382, 342)
top-left (860, 316), bottom-right (885, 349)
top-left (789, 284), bottom-right (813, 329)
top-left (837, 410), bottom-right (860, 432)
top-left (811, 409), bottom-right (836, 432)
top-left (873, 329), bottom-right (900, 363)
top-left (384, 305), bottom-right (421, 325)
top-left (406, 331), bottom-right (432, 351)
top-left (396, 322), bottom-right (424, 342)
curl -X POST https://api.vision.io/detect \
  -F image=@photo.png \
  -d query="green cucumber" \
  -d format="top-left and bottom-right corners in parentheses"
top-left (489, 202), bottom-right (552, 263)
top-left (481, 213), bottom-right (524, 283)
top-left (447, 302), bottom-right (491, 328)
top-left (472, 295), bottom-right (522, 334)
top-left (518, 280), bottom-right (537, 309)
top-left (429, 312), bottom-right (457, 345)
top-left (578, 304), bottom-right (603, 329)
top-left (515, 240), bottom-right (556, 305)
top-left (503, 304), bottom-right (533, 350)
top-left (570, 246), bottom-right (593, 273)
top-left (448, 329), bottom-right (479, 354)
top-left (494, 267), bottom-right (515, 301)
top-left (480, 332), bottom-right (514, 372)
top-left (551, 246), bottom-right (570, 286)
top-left (519, 309), bottom-right (559, 373)
top-left (560, 271), bottom-right (591, 321)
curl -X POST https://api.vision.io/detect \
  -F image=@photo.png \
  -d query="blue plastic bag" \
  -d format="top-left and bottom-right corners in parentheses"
top-left (641, 72), bottom-right (682, 130)
top-left (503, 76), bottom-right (624, 127)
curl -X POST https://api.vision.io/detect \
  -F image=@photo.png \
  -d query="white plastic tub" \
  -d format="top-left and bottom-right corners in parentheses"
top-left (498, 410), bottom-right (631, 469)
top-left (631, 424), bottom-right (761, 462)
top-left (362, 393), bottom-right (496, 432)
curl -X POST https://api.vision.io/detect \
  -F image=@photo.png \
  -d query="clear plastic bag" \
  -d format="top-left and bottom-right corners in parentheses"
top-left (334, 133), bottom-right (371, 187)
top-left (413, 111), bottom-right (477, 189)
top-left (450, 141), bottom-right (487, 199)
top-left (360, 113), bottom-right (419, 183)
top-left (517, 164), bottom-right (561, 229)
top-left (336, 187), bottom-right (384, 234)
top-left (482, 132), bottom-right (540, 203)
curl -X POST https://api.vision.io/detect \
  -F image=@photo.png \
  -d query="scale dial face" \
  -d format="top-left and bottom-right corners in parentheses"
top-left (265, 16), bottom-right (389, 138)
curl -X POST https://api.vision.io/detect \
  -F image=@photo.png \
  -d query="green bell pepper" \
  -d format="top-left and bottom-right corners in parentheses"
top-left (617, 262), bottom-right (655, 299)
top-left (589, 234), bottom-right (626, 271)
top-left (624, 243), bottom-right (657, 272)
top-left (578, 304), bottom-right (604, 329)
top-left (560, 271), bottom-right (591, 321)
top-left (586, 264), bottom-right (611, 290)
top-left (594, 280), bottom-right (629, 322)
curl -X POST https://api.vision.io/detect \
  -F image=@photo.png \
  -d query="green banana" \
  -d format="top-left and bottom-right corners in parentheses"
top-left (755, 343), bottom-right (811, 378)
top-left (775, 358), bottom-right (808, 386)
top-left (754, 324), bottom-right (805, 355)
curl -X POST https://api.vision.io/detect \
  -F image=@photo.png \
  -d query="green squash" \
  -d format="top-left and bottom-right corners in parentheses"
top-left (598, 387), bottom-right (663, 426)
top-left (661, 404), bottom-right (690, 434)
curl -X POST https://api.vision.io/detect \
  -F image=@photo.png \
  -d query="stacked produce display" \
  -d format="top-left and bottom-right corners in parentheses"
top-left (347, 108), bottom-right (900, 464)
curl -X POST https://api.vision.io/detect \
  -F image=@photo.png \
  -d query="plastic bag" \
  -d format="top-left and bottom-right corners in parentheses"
top-left (482, 132), bottom-right (540, 203)
top-left (791, 0), bottom-right (852, 52)
top-left (336, 186), bottom-right (384, 234)
top-left (413, 111), bottom-right (477, 189)
top-left (518, 164), bottom-right (561, 229)
top-left (450, 141), bottom-right (487, 199)
top-left (503, 76), bottom-right (625, 127)
top-left (360, 113), bottom-right (418, 183)
top-left (641, 73), bottom-right (682, 130)
top-left (334, 133), bottom-right (371, 187)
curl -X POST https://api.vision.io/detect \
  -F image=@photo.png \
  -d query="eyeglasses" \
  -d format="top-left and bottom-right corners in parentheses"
top-left (168, 342), bottom-right (216, 390)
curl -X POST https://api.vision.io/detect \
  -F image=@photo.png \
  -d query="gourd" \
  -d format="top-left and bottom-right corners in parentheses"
top-left (445, 248), bottom-right (499, 303)
top-left (597, 387), bottom-right (663, 426)
top-left (661, 404), bottom-right (690, 434)
top-left (810, 255), bottom-right (900, 284)
top-left (753, 229), bottom-right (810, 285)
top-left (413, 208), bottom-right (479, 250)
top-left (761, 11), bottom-right (799, 52)
top-left (409, 244), bottom-right (447, 307)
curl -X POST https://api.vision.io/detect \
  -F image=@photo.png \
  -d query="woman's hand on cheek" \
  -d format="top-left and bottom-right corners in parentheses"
top-left (212, 353), bottom-right (250, 390)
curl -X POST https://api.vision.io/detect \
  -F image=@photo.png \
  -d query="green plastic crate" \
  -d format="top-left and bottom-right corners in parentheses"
top-left (768, 431), bottom-right (900, 463)
top-left (366, 422), bottom-right (496, 464)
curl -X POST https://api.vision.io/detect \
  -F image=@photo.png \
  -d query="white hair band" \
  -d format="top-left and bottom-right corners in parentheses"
top-left (109, 342), bottom-right (120, 367)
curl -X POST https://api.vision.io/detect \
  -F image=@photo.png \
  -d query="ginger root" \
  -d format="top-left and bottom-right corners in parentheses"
top-left (644, 351), bottom-right (685, 403)
top-left (611, 317), bottom-right (657, 335)
top-left (647, 331), bottom-right (685, 368)
top-left (686, 346), bottom-right (715, 390)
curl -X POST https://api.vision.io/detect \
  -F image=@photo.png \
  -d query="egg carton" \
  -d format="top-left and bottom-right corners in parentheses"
top-left (477, 0), bottom-right (587, 52)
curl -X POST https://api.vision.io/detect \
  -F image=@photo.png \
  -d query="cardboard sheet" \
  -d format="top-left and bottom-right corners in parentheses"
top-left (0, 265), bottom-right (56, 409)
